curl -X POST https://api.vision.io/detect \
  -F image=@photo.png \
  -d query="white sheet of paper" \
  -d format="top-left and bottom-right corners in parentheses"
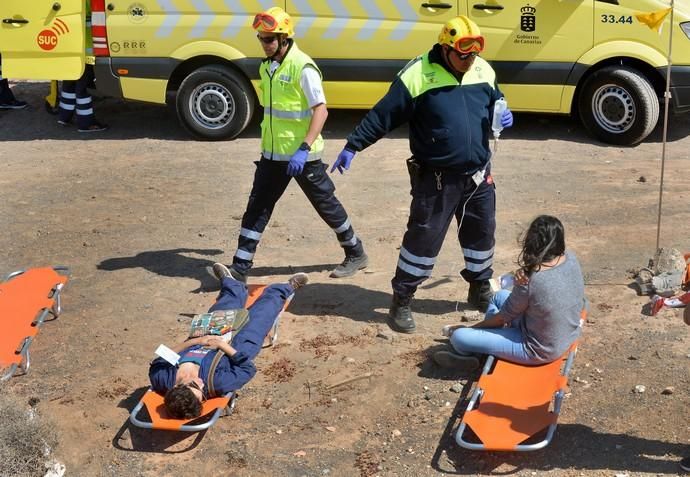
top-left (155, 344), bottom-right (180, 366)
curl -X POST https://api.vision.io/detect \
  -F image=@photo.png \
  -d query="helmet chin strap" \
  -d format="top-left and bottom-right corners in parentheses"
top-left (270, 36), bottom-right (290, 61)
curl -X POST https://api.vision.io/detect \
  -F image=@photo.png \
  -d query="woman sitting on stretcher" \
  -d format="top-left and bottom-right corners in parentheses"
top-left (434, 215), bottom-right (586, 371)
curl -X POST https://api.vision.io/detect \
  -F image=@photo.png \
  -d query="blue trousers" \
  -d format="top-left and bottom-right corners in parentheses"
top-left (208, 278), bottom-right (292, 361)
top-left (449, 289), bottom-right (535, 364)
top-left (58, 65), bottom-right (96, 129)
top-left (393, 166), bottom-right (496, 298)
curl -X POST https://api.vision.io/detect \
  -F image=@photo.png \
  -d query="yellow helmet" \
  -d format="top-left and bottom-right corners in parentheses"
top-left (253, 7), bottom-right (294, 37)
top-left (438, 16), bottom-right (484, 54)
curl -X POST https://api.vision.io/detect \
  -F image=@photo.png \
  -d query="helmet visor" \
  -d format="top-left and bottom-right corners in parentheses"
top-left (253, 13), bottom-right (277, 31)
top-left (454, 35), bottom-right (484, 54)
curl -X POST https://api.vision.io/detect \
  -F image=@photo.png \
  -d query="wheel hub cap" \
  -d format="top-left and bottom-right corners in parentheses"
top-left (591, 84), bottom-right (636, 134)
top-left (189, 82), bottom-right (236, 130)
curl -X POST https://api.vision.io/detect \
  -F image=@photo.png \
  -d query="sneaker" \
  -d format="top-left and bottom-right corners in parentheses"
top-left (78, 121), bottom-right (108, 133)
top-left (212, 263), bottom-right (233, 282)
top-left (57, 119), bottom-right (71, 126)
top-left (387, 294), bottom-right (416, 333)
top-left (468, 280), bottom-right (493, 312)
top-left (432, 350), bottom-right (480, 371)
top-left (0, 99), bottom-right (27, 110)
top-left (680, 456), bottom-right (690, 472)
top-left (288, 272), bottom-right (309, 291)
top-left (330, 252), bottom-right (368, 278)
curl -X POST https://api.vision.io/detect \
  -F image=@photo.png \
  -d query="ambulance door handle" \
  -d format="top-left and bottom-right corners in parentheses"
top-left (473, 4), bottom-right (504, 9)
top-left (421, 3), bottom-right (453, 8)
top-left (2, 18), bottom-right (29, 24)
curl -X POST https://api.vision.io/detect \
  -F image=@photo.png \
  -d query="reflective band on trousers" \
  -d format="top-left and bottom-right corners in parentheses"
top-left (462, 247), bottom-right (494, 260)
top-left (239, 227), bottom-right (262, 241)
top-left (400, 246), bottom-right (436, 266)
top-left (265, 106), bottom-right (313, 119)
top-left (464, 258), bottom-right (493, 272)
top-left (339, 236), bottom-right (358, 247)
top-left (397, 258), bottom-right (433, 277)
top-left (234, 249), bottom-right (254, 261)
top-left (332, 218), bottom-right (351, 234)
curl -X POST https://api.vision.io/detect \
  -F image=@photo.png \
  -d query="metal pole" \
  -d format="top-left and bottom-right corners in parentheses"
top-left (655, 0), bottom-right (675, 251)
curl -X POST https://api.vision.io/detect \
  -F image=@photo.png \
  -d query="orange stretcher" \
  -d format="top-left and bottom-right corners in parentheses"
top-left (0, 267), bottom-right (70, 381)
top-left (129, 284), bottom-right (292, 432)
top-left (455, 311), bottom-right (586, 451)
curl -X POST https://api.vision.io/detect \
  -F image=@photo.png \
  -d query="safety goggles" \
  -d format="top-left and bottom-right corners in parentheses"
top-left (253, 12), bottom-right (277, 31)
top-left (454, 35), bottom-right (484, 54)
top-left (256, 34), bottom-right (278, 44)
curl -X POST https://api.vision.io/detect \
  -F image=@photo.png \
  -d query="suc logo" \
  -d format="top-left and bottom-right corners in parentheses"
top-left (37, 18), bottom-right (70, 51)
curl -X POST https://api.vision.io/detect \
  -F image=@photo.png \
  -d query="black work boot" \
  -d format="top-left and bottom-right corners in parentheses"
top-left (387, 293), bottom-right (416, 333)
top-left (330, 252), bottom-right (369, 278)
top-left (467, 280), bottom-right (493, 312)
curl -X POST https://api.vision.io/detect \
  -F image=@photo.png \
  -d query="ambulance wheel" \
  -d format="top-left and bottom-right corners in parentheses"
top-left (578, 66), bottom-right (659, 146)
top-left (176, 65), bottom-right (255, 141)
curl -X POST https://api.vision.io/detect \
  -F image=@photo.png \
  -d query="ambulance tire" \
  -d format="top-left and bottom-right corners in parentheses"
top-left (578, 66), bottom-right (659, 146)
top-left (176, 66), bottom-right (255, 141)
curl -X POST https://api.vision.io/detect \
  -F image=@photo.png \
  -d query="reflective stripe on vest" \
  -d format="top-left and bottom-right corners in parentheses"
top-left (259, 42), bottom-right (324, 162)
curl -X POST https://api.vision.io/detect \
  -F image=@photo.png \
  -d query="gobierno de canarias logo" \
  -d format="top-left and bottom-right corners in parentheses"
top-left (37, 18), bottom-right (70, 51)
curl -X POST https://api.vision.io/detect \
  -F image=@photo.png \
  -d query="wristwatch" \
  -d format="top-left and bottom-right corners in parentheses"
top-left (299, 141), bottom-right (311, 151)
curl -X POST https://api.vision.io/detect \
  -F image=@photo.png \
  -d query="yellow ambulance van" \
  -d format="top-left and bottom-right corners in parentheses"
top-left (1, 0), bottom-right (689, 145)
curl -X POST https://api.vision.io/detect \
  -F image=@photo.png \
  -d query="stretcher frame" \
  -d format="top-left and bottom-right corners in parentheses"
top-left (129, 285), bottom-right (292, 432)
top-left (455, 344), bottom-right (578, 451)
top-left (0, 266), bottom-right (70, 381)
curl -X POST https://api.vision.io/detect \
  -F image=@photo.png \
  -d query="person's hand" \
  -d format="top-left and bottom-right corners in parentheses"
top-left (501, 108), bottom-right (513, 128)
top-left (286, 148), bottom-right (308, 176)
top-left (330, 147), bottom-right (356, 174)
top-left (514, 268), bottom-right (529, 286)
top-left (203, 336), bottom-right (225, 350)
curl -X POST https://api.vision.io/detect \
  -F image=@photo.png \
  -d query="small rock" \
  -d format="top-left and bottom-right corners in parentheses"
top-left (633, 385), bottom-right (646, 393)
top-left (293, 450), bottom-right (307, 457)
top-left (376, 330), bottom-right (393, 340)
top-left (450, 383), bottom-right (463, 393)
top-left (407, 399), bottom-right (417, 408)
top-left (661, 386), bottom-right (674, 395)
top-left (345, 357), bottom-right (355, 363)
top-left (276, 429), bottom-right (282, 434)
top-left (460, 310), bottom-right (482, 322)
top-left (423, 386), bottom-right (430, 391)
top-left (391, 429), bottom-right (402, 438)
top-left (331, 398), bottom-right (338, 403)
top-left (325, 426), bottom-right (336, 432)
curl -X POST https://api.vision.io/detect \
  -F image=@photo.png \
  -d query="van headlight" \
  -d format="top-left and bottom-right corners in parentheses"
top-left (682, 22), bottom-right (690, 39)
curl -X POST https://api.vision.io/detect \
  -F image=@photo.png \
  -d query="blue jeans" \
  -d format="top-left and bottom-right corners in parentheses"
top-left (208, 278), bottom-right (293, 362)
top-left (449, 289), bottom-right (536, 365)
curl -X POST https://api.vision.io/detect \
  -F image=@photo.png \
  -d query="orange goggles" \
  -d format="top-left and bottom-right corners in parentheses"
top-left (253, 13), bottom-right (277, 31)
top-left (454, 35), bottom-right (484, 54)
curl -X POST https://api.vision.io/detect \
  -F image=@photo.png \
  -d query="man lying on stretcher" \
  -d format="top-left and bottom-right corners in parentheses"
top-left (148, 263), bottom-right (308, 419)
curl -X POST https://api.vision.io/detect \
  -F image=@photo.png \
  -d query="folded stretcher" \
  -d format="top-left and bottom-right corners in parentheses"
top-left (0, 266), bottom-right (70, 381)
top-left (129, 284), bottom-right (292, 432)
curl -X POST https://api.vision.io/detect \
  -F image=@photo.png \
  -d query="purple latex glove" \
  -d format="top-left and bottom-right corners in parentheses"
top-left (330, 147), bottom-right (356, 174)
top-left (501, 108), bottom-right (513, 128)
top-left (286, 148), bottom-right (308, 176)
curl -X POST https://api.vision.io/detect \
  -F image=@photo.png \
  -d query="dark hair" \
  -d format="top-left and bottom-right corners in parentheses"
top-left (164, 385), bottom-right (202, 419)
top-left (517, 215), bottom-right (565, 276)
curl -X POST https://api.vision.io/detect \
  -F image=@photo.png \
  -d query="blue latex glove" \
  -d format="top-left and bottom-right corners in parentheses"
top-left (330, 147), bottom-right (356, 174)
top-left (501, 108), bottom-right (514, 128)
top-left (286, 148), bottom-right (308, 176)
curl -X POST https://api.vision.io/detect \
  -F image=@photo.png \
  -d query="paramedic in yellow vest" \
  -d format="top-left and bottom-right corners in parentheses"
top-left (226, 7), bottom-right (367, 282)
top-left (57, 1), bottom-right (107, 132)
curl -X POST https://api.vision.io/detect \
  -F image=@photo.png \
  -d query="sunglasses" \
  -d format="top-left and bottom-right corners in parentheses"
top-left (256, 34), bottom-right (278, 44)
top-left (454, 35), bottom-right (484, 54)
top-left (253, 13), bottom-right (277, 31)
top-left (456, 51), bottom-right (479, 60)
top-left (185, 381), bottom-right (207, 401)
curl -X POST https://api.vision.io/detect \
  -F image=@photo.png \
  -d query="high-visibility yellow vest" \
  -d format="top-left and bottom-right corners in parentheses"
top-left (259, 42), bottom-right (324, 162)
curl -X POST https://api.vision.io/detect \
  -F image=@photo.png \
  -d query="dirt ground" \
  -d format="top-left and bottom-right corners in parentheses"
top-left (1, 80), bottom-right (689, 477)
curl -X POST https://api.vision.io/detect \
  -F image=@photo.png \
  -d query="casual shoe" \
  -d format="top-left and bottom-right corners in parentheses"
top-left (330, 252), bottom-right (368, 278)
top-left (432, 350), bottom-right (480, 371)
top-left (57, 119), bottom-right (71, 126)
top-left (387, 294), bottom-right (416, 333)
top-left (78, 121), bottom-right (108, 133)
top-left (288, 272), bottom-right (309, 291)
top-left (680, 456), bottom-right (690, 472)
top-left (212, 262), bottom-right (233, 282)
top-left (0, 99), bottom-right (27, 110)
top-left (468, 280), bottom-right (493, 312)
